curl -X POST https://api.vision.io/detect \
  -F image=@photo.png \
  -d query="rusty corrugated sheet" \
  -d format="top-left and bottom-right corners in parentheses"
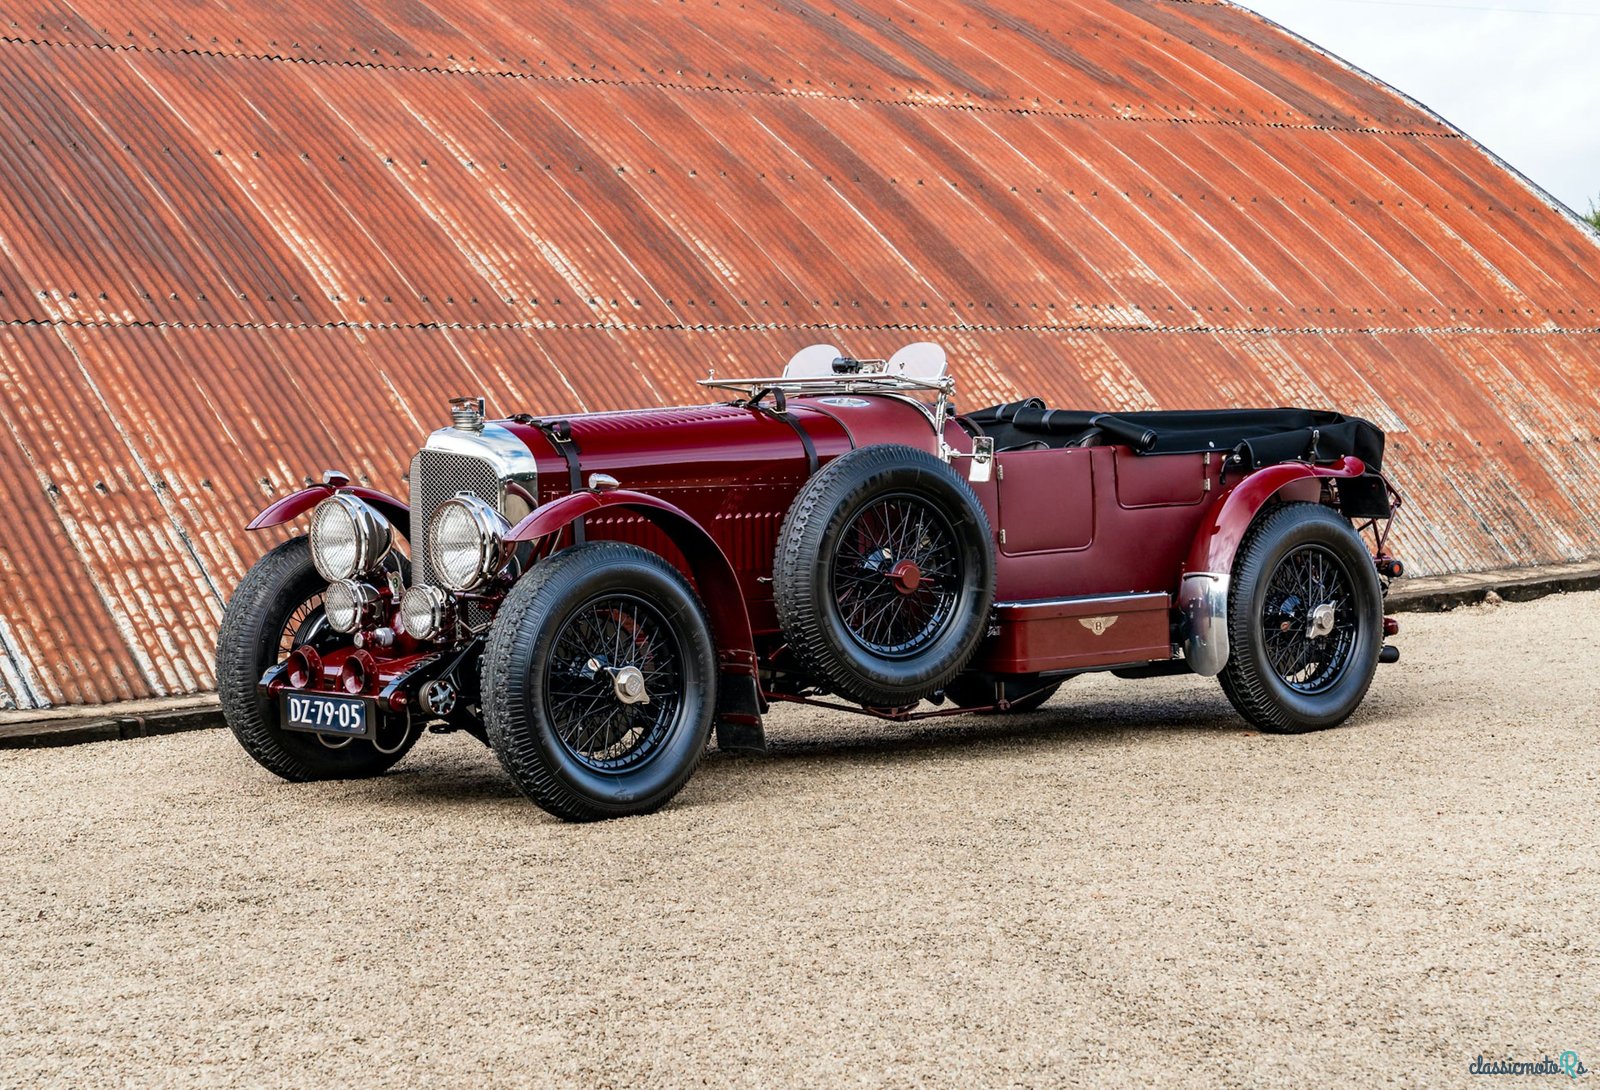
top-left (0, 0), bottom-right (1597, 709)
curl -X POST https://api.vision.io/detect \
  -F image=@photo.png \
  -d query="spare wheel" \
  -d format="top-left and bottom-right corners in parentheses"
top-left (773, 444), bottom-right (995, 707)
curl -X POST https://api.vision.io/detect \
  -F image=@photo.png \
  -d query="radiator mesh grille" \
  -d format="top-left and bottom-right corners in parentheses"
top-left (408, 449), bottom-right (500, 587)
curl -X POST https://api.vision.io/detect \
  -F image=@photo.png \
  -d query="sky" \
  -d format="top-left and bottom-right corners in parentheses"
top-left (1238, 0), bottom-right (1600, 216)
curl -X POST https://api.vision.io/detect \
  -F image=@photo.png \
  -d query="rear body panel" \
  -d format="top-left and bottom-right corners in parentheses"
top-left (964, 447), bottom-right (1226, 671)
top-left (971, 447), bottom-right (1222, 604)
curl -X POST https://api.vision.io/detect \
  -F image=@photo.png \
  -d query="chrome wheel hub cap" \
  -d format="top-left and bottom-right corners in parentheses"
top-left (611, 665), bottom-right (650, 705)
top-left (1307, 602), bottom-right (1336, 639)
top-left (586, 656), bottom-right (651, 706)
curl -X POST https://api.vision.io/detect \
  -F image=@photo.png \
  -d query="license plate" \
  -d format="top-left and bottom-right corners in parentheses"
top-left (281, 693), bottom-right (371, 737)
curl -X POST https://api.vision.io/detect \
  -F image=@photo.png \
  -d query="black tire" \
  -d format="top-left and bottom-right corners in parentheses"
top-left (1218, 503), bottom-right (1383, 733)
top-left (482, 542), bottom-right (717, 822)
top-left (773, 444), bottom-right (996, 708)
top-left (216, 536), bottom-right (419, 781)
top-left (945, 675), bottom-right (1063, 715)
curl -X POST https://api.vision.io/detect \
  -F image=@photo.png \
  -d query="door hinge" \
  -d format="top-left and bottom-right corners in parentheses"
top-left (1203, 450), bottom-right (1212, 491)
top-left (997, 463), bottom-right (1005, 480)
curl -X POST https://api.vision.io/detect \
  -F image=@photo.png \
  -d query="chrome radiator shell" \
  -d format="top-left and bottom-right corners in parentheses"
top-left (407, 423), bottom-right (538, 588)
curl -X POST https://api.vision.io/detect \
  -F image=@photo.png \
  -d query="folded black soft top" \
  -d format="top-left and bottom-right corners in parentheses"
top-left (964, 400), bottom-right (1385, 473)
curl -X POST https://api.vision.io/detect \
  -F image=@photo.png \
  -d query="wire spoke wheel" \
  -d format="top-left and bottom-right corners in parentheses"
top-left (1218, 502), bottom-right (1383, 735)
top-left (543, 592), bottom-right (685, 773)
top-left (831, 494), bottom-right (961, 659)
top-left (774, 444), bottom-right (994, 708)
top-left (484, 542), bottom-right (717, 821)
top-left (1260, 544), bottom-right (1357, 694)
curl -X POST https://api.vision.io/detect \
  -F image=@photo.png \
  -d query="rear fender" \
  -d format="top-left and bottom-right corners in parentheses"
top-left (1178, 457), bottom-right (1366, 677)
top-left (247, 483), bottom-right (411, 539)
top-left (508, 490), bottom-right (765, 752)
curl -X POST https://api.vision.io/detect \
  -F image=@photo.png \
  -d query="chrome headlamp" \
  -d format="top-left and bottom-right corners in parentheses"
top-left (309, 494), bottom-right (391, 582)
top-left (428, 493), bottom-right (512, 592)
top-left (399, 584), bottom-right (452, 641)
top-left (323, 579), bottom-right (381, 633)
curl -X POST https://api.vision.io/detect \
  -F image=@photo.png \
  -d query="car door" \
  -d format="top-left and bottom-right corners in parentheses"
top-left (992, 447), bottom-right (1095, 555)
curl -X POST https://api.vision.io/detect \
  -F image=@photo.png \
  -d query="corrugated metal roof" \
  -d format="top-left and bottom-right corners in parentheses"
top-left (0, 0), bottom-right (1597, 709)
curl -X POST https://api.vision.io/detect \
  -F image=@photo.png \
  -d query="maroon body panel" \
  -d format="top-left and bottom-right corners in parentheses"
top-left (956, 446), bottom-right (1222, 671)
top-left (992, 448), bottom-right (1097, 555)
top-left (798, 396), bottom-right (944, 453)
top-left (962, 447), bottom-right (1222, 603)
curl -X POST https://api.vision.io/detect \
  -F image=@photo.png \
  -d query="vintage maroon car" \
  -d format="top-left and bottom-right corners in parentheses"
top-left (218, 343), bottom-right (1403, 821)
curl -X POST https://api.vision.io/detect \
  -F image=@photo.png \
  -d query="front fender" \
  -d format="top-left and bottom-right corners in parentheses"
top-left (508, 489), bottom-right (765, 752)
top-left (1179, 457), bottom-right (1366, 676)
top-left (247, 484), bottom-right (411, 539)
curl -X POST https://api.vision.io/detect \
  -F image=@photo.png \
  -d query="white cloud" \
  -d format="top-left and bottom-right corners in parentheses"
top-left (1238, 0), bottom-right (1600, 214)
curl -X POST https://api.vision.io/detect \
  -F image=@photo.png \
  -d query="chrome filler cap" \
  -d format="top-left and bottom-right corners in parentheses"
top-left (449, 396), bottom-right (486, 433)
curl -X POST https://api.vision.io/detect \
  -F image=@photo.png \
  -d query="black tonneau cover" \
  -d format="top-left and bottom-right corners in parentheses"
top-left (965, 400), bottom-right (1385, 473)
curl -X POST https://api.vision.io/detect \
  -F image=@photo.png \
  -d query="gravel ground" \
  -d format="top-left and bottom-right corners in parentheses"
top-left (3, 591), bottom-right (1597, 1089)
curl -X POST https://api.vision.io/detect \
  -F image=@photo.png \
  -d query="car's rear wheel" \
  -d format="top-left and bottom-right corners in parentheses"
top-left (773, 444), bottom-right (995, 707)
top-left (217, 536), bottom-right (418, 780)
top-left (483, 543), bottom-right (717, 822)
top-left (1218, 503), bottom-right (1382, 733)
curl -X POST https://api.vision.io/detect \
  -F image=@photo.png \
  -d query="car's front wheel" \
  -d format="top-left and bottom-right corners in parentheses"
top-left (1218, 502), bottom-right (1383, 733)
top-left (216, 536), bottom-right (418, 780)
top-left (482, 543), bottom-right (718, 822)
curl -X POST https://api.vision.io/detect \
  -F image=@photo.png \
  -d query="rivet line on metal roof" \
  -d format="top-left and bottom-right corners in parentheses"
top-left (0, 34), bottom-right (1464, 142)
top-left (6, 316), bottom-right (1597, 338)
